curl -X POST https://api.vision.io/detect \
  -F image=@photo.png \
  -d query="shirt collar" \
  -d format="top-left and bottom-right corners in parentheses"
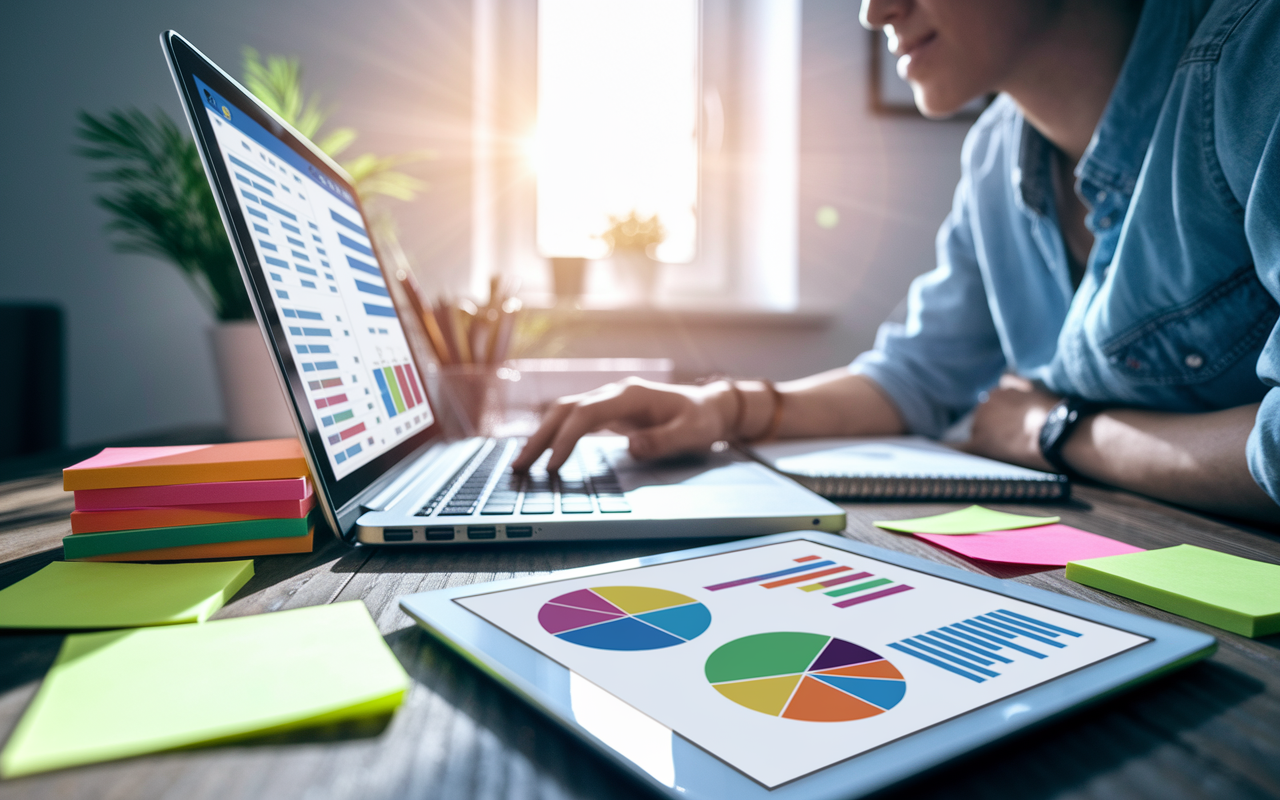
top-left (1014, 0), bottom-right (1207, 215)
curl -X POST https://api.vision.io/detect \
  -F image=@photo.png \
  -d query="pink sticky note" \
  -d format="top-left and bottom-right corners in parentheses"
top-left (915, 524), bottom-right (1144, 567)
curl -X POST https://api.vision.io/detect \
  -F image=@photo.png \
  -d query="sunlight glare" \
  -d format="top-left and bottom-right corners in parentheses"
top-left (536, 0), bottom-right (699, 263)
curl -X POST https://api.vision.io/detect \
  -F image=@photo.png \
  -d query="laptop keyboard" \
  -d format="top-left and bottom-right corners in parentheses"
top-left (415, 438), bottom-right (631, 518)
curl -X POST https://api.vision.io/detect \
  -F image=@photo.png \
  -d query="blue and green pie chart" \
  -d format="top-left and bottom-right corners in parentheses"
top-left (538, 586), bottom-right (712, 650)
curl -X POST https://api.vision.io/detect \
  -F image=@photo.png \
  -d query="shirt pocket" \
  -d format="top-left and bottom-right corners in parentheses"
top-left (1100, 265), bottom-right (1278, 386)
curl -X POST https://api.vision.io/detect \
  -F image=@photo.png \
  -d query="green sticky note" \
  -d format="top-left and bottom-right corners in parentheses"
top-left (0, 561), bottom-right (254, 629)
top-left (873, 505), bottom-right (1060, 535)
top-left (1066, 544), bottom-right (1280, 637)
top-left (0, 601), bottom-right (409, 777)
top-left (62, 514), bottom-right (313, 560)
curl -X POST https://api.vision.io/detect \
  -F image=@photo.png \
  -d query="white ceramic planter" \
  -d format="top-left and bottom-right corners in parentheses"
top-left (209, 320), bottom-right (297, 441)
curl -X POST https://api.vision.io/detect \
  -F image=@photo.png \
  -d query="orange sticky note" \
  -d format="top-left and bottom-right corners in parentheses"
top-left (63, 440), bottom-right (308, 491)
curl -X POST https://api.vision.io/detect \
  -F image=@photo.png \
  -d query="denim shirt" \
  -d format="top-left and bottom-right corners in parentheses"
top-left (851, 0), bottom-right (1280, 503)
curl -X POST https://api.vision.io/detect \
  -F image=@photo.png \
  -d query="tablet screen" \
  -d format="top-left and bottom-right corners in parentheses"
top-left (457, 540), bottom-right (1149, 788)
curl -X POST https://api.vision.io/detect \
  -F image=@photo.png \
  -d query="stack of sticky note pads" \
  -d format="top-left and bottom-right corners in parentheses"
top-left (62, 439), bottom-right (317, 561)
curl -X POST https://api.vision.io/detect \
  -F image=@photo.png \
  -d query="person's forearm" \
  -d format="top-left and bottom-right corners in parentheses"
top-left (723, 369), bottom-right (906, 440)
top-left (1062, 402), bottom-right (1280, 523)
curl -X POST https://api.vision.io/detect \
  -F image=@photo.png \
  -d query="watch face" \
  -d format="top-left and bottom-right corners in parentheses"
top-left (1040, 403), bottom-right (1071, 450)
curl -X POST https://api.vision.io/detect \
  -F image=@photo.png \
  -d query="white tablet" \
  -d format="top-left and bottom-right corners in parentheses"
top-left (398, 532), bottom-right (1215, 800)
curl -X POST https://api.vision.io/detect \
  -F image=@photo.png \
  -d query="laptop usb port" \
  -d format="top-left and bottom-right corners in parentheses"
top-left (425, 527), bottom-right (455, 541)
top-left (383, 528), bottom-right (414, 542)
top-left (505, 525), bottom-right (533, 538)
top-left (467, 526), bottom-right (497, 540)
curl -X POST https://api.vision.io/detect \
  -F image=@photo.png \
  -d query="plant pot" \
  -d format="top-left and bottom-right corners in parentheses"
top-left (613, 251), bottom-right (661, 305)
top-left (209, 321), bottom-right (297, 441)
top-left (551, 257), bottom-right (588, 300)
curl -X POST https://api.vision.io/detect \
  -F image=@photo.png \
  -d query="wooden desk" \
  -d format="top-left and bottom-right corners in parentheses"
top-left (2, 473), bottom-right (1278, 799)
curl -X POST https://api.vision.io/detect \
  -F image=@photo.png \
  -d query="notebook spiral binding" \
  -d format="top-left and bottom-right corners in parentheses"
top-left (790, 474), bottom-right (1071, 502)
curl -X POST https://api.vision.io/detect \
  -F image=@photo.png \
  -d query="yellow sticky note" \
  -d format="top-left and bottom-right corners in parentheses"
top-left (0, 561), bottom-right (254, 629)
top-left (0, 602), bottom-right (409, 777)
top-left (873, 505), bottom-right (1059, 535)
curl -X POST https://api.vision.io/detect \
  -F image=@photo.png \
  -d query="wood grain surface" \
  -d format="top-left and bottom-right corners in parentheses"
top-left (1, 473), bottom-right (1278, 800)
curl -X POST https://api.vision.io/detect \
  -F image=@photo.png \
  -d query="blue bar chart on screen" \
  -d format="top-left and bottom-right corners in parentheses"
top-left (195, 76), bottom-right (433, 478)
top-left (888, 609), bottom-right (1084, 683)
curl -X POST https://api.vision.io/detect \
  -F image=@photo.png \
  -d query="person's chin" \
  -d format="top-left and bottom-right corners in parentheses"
top-left (911, 84), bottom-right (978, 119)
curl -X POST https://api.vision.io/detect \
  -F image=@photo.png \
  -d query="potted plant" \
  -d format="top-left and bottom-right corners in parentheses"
top-left (599, 210), bottom-right (666, 305)
top-left (76, 49), bottom-right (424, 440)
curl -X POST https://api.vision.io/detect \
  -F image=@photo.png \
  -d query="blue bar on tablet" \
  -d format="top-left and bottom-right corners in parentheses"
top-left (977, 616), bottom-right (1066, 648)
top-left (931, 629), bottom-right (1014, 663)
top-left (888, 643), bottom-right (986, 683)
top-left (914, 633), bottom-right (998, 666)
top-left (956, 621), bottom-right (1046, 658)
top-left (904, 637), bottom-right (1000, 677)
top-left (994, 609), bottom-right (1082, 637)
top-left (363, 303), bottom-right (397, 318)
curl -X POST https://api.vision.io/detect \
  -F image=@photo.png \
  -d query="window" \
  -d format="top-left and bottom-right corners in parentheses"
top-left (472, 0), bottom-right (800, 309)
top-left (536, 0), bottom-right (699, 263)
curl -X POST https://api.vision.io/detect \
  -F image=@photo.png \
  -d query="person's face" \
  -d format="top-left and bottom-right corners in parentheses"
top-left (861, 0), bottom-right (1058, 117)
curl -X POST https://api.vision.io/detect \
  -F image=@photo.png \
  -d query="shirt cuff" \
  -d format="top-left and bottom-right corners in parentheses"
top-left (1246, 388), bottom-right (1280, 505)
top-left (849, 352), bottom-right (952, 439)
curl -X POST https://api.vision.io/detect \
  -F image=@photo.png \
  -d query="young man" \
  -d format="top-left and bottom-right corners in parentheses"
top-left (514, 0), bottom-right (1280, 525)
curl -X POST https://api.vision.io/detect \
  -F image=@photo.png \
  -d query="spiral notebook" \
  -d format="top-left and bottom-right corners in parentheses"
top-left (747, 436), bottom-right (1069, 501)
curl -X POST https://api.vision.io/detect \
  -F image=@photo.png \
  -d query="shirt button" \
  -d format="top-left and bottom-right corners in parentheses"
top-left (1185, 353), bottom-right (1204, 369)
top-left (1095, 190), bottom-right (1107, 202)
top-left (1098, 216), bottom-right (1114, 229)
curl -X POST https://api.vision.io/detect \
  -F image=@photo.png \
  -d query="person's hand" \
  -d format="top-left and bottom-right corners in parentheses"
top-left (962, 374), bottom-right (1059, 471)
top-left (512, 378), bottom-right (735, 472)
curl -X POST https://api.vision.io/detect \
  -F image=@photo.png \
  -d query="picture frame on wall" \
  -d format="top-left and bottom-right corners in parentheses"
top-left (868, 30), bottom-right (992, 119)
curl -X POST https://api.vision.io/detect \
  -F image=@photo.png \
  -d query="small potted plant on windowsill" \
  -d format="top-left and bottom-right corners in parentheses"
top-left (77, 49), bottom-right (424, 440)
top-left (600, 210), bottom-right (666, 306)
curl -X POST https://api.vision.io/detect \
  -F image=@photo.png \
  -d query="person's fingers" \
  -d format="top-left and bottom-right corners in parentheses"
top-left (628, 410), bottom-right (713, 461)
top-left (512, 399), bottom-right (577, 471)
top-left (542, 383), bottom-right (676, 471)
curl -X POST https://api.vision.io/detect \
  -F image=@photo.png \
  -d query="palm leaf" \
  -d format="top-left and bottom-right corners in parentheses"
top-left (75, 109), bottom-right (252, 320)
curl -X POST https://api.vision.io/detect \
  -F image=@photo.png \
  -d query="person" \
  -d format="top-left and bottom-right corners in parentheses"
top-left (514, 0), bottom-right (1280, 525)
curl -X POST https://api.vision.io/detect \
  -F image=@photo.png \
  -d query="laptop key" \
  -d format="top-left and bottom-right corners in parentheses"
top-left (598, 499), bottom-right (631, 513)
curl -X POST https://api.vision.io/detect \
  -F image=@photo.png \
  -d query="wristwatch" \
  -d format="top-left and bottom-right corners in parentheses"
top-left (1039, 397), bottom-right (1102, 477)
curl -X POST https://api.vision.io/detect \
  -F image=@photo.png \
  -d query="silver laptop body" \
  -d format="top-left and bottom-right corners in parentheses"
top-left (164, 31), bottom-right (845, 546)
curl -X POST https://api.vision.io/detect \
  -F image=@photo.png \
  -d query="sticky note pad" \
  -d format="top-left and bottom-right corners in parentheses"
top-left (0, 602), bottom-right (410, 777)
top-left (874, 505), bottom-right (1060, 535)
top-left (916, 524), bottom-right (1144, 566)
top-left (73, 477), bottom-right (312, 511)
top-left (62, 514), bottom-right (314, 561)
top-left (62, 439), bottom-right (308, 491)
top-left (0, 561), bottom-right (253, 629)
top-left (1066, 545), bottom-right (1280, 637)
top-left (79, 529), bottom-right (314, 562)
top-left (70, 493), bottom-right (317, 534)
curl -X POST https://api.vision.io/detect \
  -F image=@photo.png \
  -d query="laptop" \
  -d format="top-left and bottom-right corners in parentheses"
top-left (162, 31), bottom-right (845, 546)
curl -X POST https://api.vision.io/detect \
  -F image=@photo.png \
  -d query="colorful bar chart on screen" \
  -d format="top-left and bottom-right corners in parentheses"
top-left (886, 608), bottom-right (1082, 683)
top-left (704, 555), bottom-right (913, 609)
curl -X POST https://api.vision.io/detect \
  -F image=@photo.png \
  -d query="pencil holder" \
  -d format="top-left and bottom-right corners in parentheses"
top-left (428, 365), bottom-right (526, 439)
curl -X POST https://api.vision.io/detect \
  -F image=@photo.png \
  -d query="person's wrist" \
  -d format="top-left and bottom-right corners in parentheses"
top-left (701, 379), bottom-right (741, 441)
top-left (1038, 397), bottom-right (1102, 477)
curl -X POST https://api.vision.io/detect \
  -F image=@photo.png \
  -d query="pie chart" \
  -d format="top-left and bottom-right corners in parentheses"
top-left (705, 632), bottom-right (906, 721)
top-left (538, 586), bottom-right (712, 650)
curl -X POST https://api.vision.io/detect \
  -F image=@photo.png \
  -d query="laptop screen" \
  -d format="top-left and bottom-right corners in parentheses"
top-left (166, 32), bottom-right (440, 520)
top-left (194, 77), bottom-right (433, 480)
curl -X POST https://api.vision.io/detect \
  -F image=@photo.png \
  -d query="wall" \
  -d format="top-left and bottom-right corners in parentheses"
top-left (0, 0), bottom-right (967, 446)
